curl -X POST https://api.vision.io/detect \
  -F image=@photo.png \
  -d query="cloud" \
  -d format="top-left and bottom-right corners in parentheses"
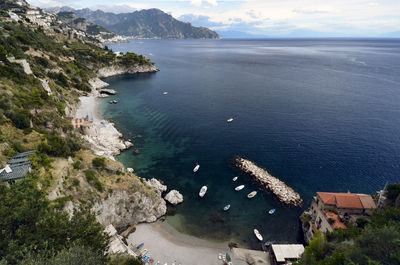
top-left (190, 0), bottom-right (218, 8)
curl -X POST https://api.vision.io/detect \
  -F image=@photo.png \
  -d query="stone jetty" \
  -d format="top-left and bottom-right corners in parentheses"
top-left (235, 157), bottom-right (302, 206)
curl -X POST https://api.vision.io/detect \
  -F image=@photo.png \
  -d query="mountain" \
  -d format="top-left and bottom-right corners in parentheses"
top-left (53, 7), bottom-right (220, 39)
top-left (57, 11), bottom-right (115, 37)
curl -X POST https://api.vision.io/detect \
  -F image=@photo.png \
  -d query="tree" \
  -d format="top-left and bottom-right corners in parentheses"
top-left (386, 184), bottom-right (400, 203)
top-left (301, 230), bottom-right (328, 265)
top-left (349, 224), bottom-right (400, 265)
top-left (0, 179), bottom-right (109, 264)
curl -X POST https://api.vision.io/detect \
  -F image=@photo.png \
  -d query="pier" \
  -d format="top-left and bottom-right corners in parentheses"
top-left (235, 157), bottom-right (303, 206)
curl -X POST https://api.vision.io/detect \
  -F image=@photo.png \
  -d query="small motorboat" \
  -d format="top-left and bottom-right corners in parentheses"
top-left (226, 253), bottom-right (231, 262)
top-left (254, 229), bottom-right (263, 241)
top-left (235, 185), bottom-right (245, 191)
top-left (268, 208), bottom-right (276, 214)
top-left (227, 118), bottom-right (233, 123)
top-left (109, 99), bottom-right (118, 104)
top-left (223, 204), bottom-right (231, 211)
top-left (199, 186), bottom-right (207, 197)
top-left (232, 176), bottom-right (238, 181)
top-left (163, 92), bottom-right (168, 95)
top-left (193, 163), bottom-right (200, 172)
top-left (247, 191), bottom-right (257, 199)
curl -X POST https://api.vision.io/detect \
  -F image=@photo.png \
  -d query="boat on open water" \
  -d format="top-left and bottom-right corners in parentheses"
top-left (254, 229), bottom-right (263, 241)
top-left (268, 208), bottom-right (276, 214)
top-left (199, 186), bottom-right (207, 197)
top-left (247, 191), bottom-right (257, 198)
top-left (193, 163), bottom-right (200, 172)
top-left (223, 204), bottom-right (231, 211)
top-left (232, 176), bottom-right (238, 181)
top-left (235, 185), bottom-right (245, 191)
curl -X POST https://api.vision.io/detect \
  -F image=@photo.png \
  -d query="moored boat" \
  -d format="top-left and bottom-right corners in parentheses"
top-left (193, 163), bottom-right (200, 172)
top-left (199, 186), bottom-right (207, 197)
top-left (232, 176), bottom-right (238, 181)
top-left (163, 92), bottom-right (168, 95)
top-left (268, 208), bottom-right (276, 214)
top-left (223, 204), bottom-right (231, 211)
top-left (235, 185), bottom-right (245, 191)
top-left (227, 118), bottom-right (234, 122)
top-left (254, 229), bottom-right (263, 241)
top-left (247, 191), bottom-right (257, 198)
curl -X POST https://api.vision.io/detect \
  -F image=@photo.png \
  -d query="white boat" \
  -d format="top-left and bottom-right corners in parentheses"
top-left (227, 118), bottom-right (234, 123)
top-left (223, 204), bottom-right (231, 211)
top-left (163, 92), bottom-right (168, 95)
top-left (254, 229), bottom-right (263, 241)
top-left (199, 186), bottom-right (207, 197)
top-left (235, 184), bottom-right (245, 191)
top-left (268, 208), bottom-right (276, 214)
top-left (232, 176), bottom-right (238, 181)
top-left (235, 185), bottom-right (245, 191)
top-left (193, 163), bottom-right (200, 172)
top-left (247, 191), bottom-right (257, 198)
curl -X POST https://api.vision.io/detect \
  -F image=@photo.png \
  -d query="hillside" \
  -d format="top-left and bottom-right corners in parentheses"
top-left (0, 0), bottom-right (163, 264)
top-left (57, 11), bottom-right (116, 38)
top-left (53, 7), bottom-right (220, 39)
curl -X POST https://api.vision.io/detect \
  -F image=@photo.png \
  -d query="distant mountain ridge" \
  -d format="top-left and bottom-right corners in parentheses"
top-left (47, 7), bottom-right (220, 39)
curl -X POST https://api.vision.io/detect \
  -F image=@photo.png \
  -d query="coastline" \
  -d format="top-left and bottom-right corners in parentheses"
top-left (127, 221), bottom-right (268, 265)
top-left (74, 69), bottom-right (267, 264)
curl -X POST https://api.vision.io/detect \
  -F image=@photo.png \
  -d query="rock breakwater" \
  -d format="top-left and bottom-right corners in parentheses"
top-left (235, 157), bottom-right (302, 206)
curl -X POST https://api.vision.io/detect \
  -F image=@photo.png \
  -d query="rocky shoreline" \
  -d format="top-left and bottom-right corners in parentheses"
top-left (235, 157), bottom-right (303, 206)
top-left (74, 64), bottom-right (158, 160)
top-left (74, 63), bottom-right (184, 229)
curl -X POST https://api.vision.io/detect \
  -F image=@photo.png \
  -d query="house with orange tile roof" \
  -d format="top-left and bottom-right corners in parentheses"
top-left (303, 191), bottom-right (377, 242)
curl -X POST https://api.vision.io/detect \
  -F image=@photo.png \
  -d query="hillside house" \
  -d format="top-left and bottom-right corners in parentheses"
top-left (304, 191), bottom-right (376, 242)
top-left (0, 150), bottom-right (35, 182)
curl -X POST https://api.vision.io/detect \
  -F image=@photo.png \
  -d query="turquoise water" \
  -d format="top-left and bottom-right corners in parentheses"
top-left (101, 39), bottom-right (400, 248)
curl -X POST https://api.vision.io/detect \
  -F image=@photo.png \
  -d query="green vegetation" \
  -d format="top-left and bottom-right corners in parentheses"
top-left (0, 179), bottom-right (109, 264)
top-left (296, 184), bottom-right (400, 265)
top-left (38, 133), bottom-right (81, 157)
top-left (0, 4), bottom-right (154, 265)
top-left (85, 170), bottom-right (103, 192)
top-left (92, 157), bottom-right (106, 169)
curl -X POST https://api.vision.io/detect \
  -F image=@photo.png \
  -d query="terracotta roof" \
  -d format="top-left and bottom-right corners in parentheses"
top-left (317, 192), bottom-right (376, 210)
top-left (325, 211), bottom-right (347, 229)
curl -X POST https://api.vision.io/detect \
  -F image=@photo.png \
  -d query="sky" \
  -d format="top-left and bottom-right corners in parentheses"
top-left (28, 0), bottom-right (400, 37)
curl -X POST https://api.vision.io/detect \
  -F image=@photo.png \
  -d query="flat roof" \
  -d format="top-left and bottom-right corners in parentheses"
top-left (271, 244), bottom-right (305, 263)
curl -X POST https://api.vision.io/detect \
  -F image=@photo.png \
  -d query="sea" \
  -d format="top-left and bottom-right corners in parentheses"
top-left (101, 39), bottom-right (400, 248)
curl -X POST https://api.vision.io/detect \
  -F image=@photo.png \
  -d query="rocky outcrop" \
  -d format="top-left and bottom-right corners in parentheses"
top-left (89, 77), bottom-right (109, 90)
top-left (81, 121), bottom-right (133, 160)
top-left (235, 157), bottom-right (303, 206)
top-left (94, 189), bottom-right (167, 228)
top-left (97, 64), bottom-right (159, 78)
top-left (164, 190), bottom-right (183, 205)
top-left (146, 178), bottom-right (167, 195)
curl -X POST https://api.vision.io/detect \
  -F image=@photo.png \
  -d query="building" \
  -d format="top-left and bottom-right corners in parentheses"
top-left (304, 191), bottom-right (377, 242)
top-left (270, 244), bottom-right (304, 265)
top-left (0, 150), bottom-right (35, 182)
top-left (71, 117), bottom-right (93, 129)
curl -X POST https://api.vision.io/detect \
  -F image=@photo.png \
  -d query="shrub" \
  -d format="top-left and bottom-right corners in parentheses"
top-left (72, 179), bottom-right (80, 187)
top-left (38, 133), bottom-right (81, 157)
top-left (11, 112), bottom-right (30, 129)
top-left (92, 157), bottom-right (105, 169)
top-left (72, 161), bottom-right (82, 169)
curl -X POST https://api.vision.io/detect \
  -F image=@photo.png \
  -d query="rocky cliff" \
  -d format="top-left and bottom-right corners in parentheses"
top-left (97, 64), bottom-right (159, 78)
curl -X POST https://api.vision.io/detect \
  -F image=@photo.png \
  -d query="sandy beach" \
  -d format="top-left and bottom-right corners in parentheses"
top-left (74, 82), bottom-right (133, 160)
top-left (127, 221), bottom-right (270, 265)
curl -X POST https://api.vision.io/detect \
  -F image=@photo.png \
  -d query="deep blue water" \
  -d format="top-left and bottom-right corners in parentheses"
top-left (102, 39), bottom-right (400, 247)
